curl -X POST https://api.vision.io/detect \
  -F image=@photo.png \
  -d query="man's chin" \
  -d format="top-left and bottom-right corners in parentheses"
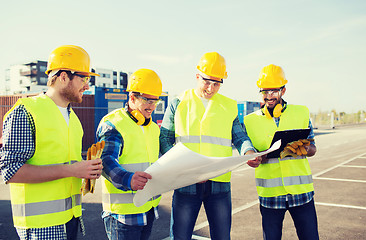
top-left (265, 101), bottom-right (278, 109)
top-left (143, 114), bottom-right (152, 119)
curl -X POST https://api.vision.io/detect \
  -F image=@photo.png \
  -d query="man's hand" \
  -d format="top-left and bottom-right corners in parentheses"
top-left (245, 150), bottom-right (262, 168)
top-left (131, 171), bottom-right (152, 191)
top-left (247, 157), bottom-right (262, 168)
top-left (70, 158), bottom-right (103, 179)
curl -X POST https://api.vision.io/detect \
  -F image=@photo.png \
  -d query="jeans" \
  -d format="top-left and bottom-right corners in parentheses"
top-left (260, 199), bottom-right (319, 240)
top-left (66, 217), bottom-right (79, 240)
top-left (171, 182), bottom-right (232, 240)
top-left (103, 209), bottom-right (155, 240)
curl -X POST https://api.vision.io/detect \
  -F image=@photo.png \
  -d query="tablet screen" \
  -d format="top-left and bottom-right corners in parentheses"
top-left (266, 128), bottom-right (311, 158)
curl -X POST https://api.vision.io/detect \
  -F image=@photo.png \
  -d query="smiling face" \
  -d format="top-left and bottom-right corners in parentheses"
top-left (195, 74), bottom-right (222, 99)
top-left (260, 87), bottom-right (286, 109)
top-left (129, 93), bottom-right (160, 119)
top-left (60, 73), bottom-right (90, 103)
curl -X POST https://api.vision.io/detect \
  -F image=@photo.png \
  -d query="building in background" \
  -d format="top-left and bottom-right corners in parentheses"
top-left (3, 61), bottom-right (49, 95)
top-left (1, 60), bottom-right (129, 95)
top-left (90, 68), bottom-right (129, 89)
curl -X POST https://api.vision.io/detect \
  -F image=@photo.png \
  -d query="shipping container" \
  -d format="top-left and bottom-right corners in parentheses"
top-left (237, 101), bottom-right (261, 126)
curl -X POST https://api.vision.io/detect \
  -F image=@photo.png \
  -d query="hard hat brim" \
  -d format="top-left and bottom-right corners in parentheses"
top-left (45, 69), bottom-right (100, 77)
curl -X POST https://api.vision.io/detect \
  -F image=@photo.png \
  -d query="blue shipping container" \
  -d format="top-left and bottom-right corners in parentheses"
top-left (237, 101), bottom-right (261, 125)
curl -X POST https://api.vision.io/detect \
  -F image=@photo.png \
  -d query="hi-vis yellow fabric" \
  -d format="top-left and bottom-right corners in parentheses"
top-left (175, 89), bottom-right (237, 182)
top-left (244, 104), bottom-right (314, 197)
top-left (6, 94), bottom-right (83, 228)
top-left (101, 109), bottom-right (161, 214)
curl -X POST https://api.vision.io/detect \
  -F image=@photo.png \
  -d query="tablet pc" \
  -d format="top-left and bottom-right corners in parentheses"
top-left (266, 128), bottom-right (311, 158)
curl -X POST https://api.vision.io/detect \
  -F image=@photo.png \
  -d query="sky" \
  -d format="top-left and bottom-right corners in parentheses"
top-left (1, 0), bottom-right (365, 113)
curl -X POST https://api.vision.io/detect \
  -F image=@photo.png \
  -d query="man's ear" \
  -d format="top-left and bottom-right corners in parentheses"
top-left (281, 87), bottom-right (286, 96)
top-left (59, 71), bottom-right (69, 83)
top-left (129, 94), bottom-right (136, 104)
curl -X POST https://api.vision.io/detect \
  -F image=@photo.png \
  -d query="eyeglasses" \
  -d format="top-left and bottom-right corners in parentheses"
top-left (259, 88), bottom-right (283, 96)
top-left (136, 95), bottom-right (161, 106)
top-left (73, 73), bottom-right (91, 84)
top-left (200, 75), bottom-right (223, 84)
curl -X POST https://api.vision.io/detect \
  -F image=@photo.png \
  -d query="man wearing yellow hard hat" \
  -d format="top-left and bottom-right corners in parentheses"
top-left (160, 52), bottom-right (257, 239)
top-left (243, 64), bottom-right (319, 239)
top-left (96, 69), bottom-right (164, 240)
top-left (0, 45), bottom-right (103, 239)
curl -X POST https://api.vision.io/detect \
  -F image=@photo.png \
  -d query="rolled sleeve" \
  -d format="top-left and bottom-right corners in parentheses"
top-left (0, 105), bottom-right (35, 183)
top-left (159, 98), bottom-right (180, 155)
top-left (308, 120), bottom-right (316, 146)
top-left (232, 116), bottom-right (256, 155)
top-left (96, 121), bottom-right (134, 191)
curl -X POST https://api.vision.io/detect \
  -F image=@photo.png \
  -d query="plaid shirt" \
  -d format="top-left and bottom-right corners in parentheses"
top-left (96, 119), bottom-right (159, 226)
top-left (257, 115), bottom-right (316, 209)
top-left (0, 104), bottom-right (85, 239)
top-left (159, 96), bottom-right (256, 195)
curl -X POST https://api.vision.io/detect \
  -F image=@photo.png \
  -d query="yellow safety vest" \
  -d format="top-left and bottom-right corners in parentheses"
top-left (175, 89), bottom-right (238, 182)
top-left (101, 108), bottom-right (161, 215)
top-left (244, 105), bottom-right (314, 197)
top-left (6, 94), bottom-right (83, 228)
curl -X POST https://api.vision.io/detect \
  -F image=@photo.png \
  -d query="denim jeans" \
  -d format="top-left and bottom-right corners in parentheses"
top-left (260, 199), bottom-right (319, 240)
top-left (171, 182), bottom-right (232, 240)
top-left (103, 209), bottom-right (155, 240)
top-left (66, 217), bottom-right (79, 240)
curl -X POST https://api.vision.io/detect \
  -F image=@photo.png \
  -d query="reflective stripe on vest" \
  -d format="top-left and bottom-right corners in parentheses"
top-left (256, 175), bottom-right (313, 188)
top-left (8, 94), bottom-right (83, 228)
top-left (176, 135), bottom-right (232, 147)
top-left (244, 105), bottom-right (314, 197)
top-left (121, 162), bottom-right (151, 172)
top-left (100, 108), bottom-right (161, 215)
top-left (12, 194), bottom-right (81, 217)
top-left (174, 89), bottom-right (238, 183)
top-left (102, 193), bottom-right (161, 205)
top-left (262, 156), bottom-right (306, 164)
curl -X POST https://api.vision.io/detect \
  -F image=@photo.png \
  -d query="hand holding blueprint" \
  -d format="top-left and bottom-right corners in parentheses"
top-left (133, 140), bottom-right (281, 207)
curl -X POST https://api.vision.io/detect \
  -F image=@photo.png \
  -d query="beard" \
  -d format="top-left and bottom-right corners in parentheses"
top-left (264, 97), bottom-right (281, 109)
top-left (60, 81), bottom-right (83, 103)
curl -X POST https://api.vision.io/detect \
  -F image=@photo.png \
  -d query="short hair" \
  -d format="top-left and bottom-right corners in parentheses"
top-left (47, 70), bottom-right (74, 86)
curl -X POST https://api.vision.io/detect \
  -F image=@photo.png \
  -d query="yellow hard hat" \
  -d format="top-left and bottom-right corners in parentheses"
top-left (45, 45), bottom-right (99, 76)
top-left (257, 64), bottom-right (288, 88)
top-left (197, 52), bottom-right (228, 79)
top-left (127, 69), bottom-right (163, 96)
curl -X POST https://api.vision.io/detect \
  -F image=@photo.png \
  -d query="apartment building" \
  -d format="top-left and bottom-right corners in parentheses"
top-left (2, 61), bottom-right (129, 95)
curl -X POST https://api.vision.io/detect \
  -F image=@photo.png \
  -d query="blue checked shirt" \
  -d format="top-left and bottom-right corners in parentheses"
top-left (159, 96), bottom-right (256, 195)
top-left (0, 104), bottom-right (85, 239)
top-left (96, 120), bottom-right (159, 226)
top-left (257, 116), bottom-right (316, 209)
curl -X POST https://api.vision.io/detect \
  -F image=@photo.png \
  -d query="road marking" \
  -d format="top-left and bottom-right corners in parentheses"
top-left (316, 202), bottom-right (366, 210)
top-left (314, 177), bottom-right (366, 183)
top-left (313, 152), bottom-right (366, 177)
top-left (162, 234), bottom-right (211, 240)
top-left (232, 200), bottom-right (259, 215)
top-left (340, 165), bottom-right (366, 168)
top-left (192, 235), bottom-right (211, 240)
